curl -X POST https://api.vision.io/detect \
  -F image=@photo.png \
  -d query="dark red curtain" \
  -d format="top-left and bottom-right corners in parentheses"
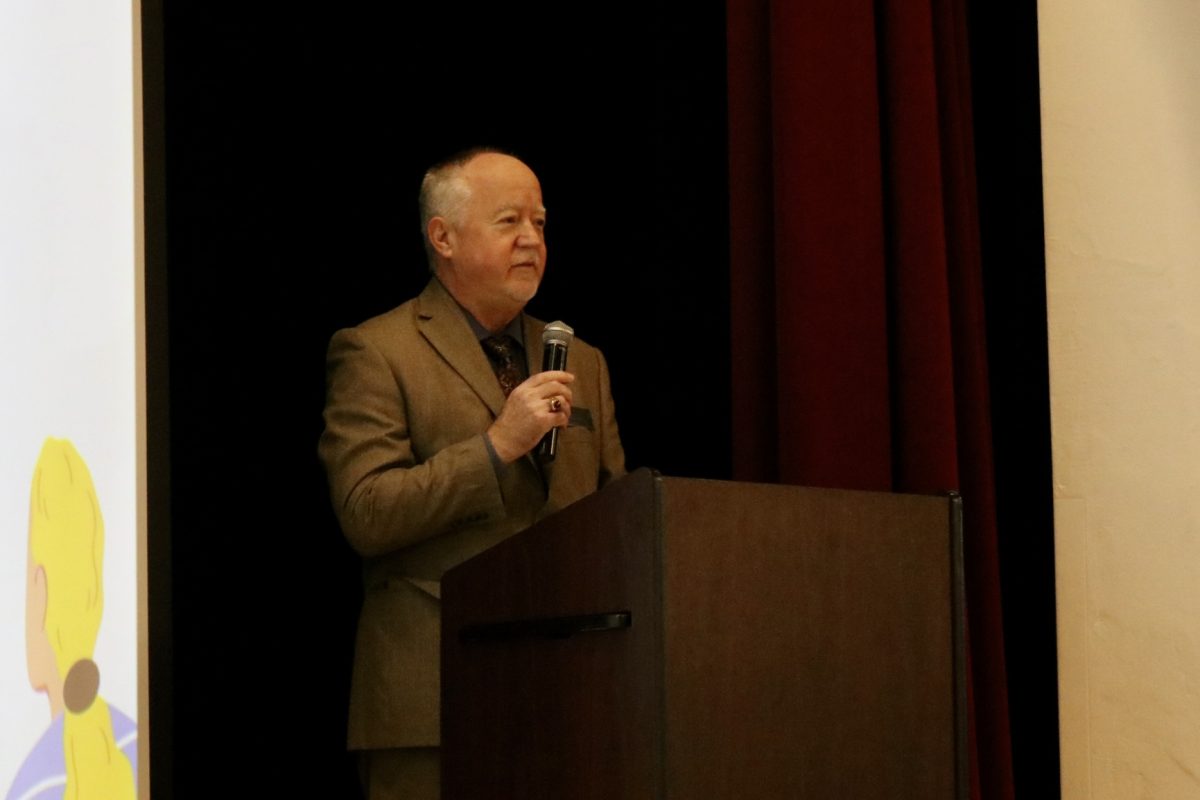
top-left (727, 1), bottom-right (1014, 797)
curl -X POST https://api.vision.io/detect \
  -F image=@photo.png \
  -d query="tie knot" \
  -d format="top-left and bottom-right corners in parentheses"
top-left (481, 335), bottom-right (521, 367)
top-left (481, 335), bottom-right (523, 397)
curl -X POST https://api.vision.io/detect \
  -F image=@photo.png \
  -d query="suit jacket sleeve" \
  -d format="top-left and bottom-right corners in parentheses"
top-left (319, 326), bottom-right (507, 558)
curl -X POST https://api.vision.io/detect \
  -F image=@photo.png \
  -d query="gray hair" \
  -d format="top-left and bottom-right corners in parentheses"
top-left (418, 146), bottom-right (516, 270)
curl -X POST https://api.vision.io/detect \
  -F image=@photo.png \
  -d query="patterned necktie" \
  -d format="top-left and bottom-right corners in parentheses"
top-left (481, 335), bottom-right (523, 398)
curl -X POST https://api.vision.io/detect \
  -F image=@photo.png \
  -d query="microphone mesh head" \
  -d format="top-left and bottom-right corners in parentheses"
top-left (542, 320), bottom-right (574, 348)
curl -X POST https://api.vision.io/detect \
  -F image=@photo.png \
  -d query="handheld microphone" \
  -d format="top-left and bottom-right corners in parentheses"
top-left (537, 321), bottom-right (574, 462)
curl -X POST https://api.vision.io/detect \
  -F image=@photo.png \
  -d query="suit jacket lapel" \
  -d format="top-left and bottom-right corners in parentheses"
top-left (415, 279), bottom-right (507, 418)
top-left (417, 279), bottom-right (550, 497)
top-left (522, 314), bottom-right (545, 376)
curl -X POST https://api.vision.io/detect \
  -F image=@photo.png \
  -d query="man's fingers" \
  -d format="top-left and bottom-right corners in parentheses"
top-left (525, 370), bottom-right (574, 388)
top-left (511, 374), bottom-right (573, 406)
top-left (487, 370), bottom-right (579, 463)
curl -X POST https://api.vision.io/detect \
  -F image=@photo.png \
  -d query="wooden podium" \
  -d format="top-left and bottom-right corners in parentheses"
top-left (442, 469), bottom-right (966, 799)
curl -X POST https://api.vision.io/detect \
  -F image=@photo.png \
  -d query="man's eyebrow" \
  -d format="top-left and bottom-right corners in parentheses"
top-left (492, 205), bottom-right (548, 217)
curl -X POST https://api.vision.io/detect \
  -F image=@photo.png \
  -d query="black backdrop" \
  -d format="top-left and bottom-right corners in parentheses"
top-left (145, 2), bottom-right (1057, 797)
top-left (151, 2), bottom-right (730, 797)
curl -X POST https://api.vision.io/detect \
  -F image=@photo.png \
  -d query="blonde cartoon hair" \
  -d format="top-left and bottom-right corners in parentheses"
top-left (28, 438), bottom-right (135, 799)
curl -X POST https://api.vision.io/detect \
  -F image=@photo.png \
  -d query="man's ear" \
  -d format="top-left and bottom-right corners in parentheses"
top-left (428, 216), bottom-right (454, 258)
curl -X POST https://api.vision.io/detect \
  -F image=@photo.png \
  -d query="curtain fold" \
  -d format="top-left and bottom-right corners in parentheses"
top-left (727, 1), bottom-right (1014, 796)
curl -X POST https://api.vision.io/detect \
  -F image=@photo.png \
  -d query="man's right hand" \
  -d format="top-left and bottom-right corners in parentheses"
top-left (486, 370), bottom-right (574, 463)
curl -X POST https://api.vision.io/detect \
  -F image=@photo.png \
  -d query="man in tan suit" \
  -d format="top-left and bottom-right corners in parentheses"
top-left (319, 148), bottom-right (625, 799)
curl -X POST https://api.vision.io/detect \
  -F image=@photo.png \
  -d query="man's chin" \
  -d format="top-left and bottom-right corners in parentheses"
top-left (505, 278), bottom-right (541, 306)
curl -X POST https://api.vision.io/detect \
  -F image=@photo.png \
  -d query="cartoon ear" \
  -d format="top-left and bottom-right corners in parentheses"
top-left (26, 562), bottom-right (56, 693)
top-left (31, 564), bottom-right (48, 630)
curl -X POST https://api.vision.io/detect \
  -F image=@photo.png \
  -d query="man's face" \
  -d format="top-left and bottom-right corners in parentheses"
top-left (436, 153), bottom-right (547, 326)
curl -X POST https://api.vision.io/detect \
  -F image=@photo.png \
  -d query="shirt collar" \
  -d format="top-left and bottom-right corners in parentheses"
top-left (435, 277), bottom-right (525, 349)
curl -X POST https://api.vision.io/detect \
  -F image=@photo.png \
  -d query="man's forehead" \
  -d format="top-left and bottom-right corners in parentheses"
top-left (491, 200), bottom-right (547, 214)
top-left (468, 181), bottom-right (545, 216)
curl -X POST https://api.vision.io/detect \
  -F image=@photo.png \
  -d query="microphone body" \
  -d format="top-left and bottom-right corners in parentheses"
top-left (537, 321), bottom-right (574, 462)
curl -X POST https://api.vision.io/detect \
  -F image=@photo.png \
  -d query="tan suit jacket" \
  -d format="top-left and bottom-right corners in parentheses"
top-left (319, 278), bottom-right (625, 750)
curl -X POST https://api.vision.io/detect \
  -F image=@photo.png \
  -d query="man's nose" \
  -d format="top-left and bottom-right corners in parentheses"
top-left (516, 219), bottom-right (543, 245)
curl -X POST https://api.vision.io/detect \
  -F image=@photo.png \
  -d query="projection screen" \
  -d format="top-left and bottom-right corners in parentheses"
top-left (1, 0), bottom-right (143, 797)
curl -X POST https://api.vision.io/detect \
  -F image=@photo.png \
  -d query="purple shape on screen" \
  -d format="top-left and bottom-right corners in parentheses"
top-left (5, 704), bottom-right (136, 800)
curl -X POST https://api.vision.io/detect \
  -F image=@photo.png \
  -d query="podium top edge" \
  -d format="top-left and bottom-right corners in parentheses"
top-left (629, 467), bottom-right (962, 505)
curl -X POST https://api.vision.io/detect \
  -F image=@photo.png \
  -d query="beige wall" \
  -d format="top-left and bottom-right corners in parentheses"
top-left (1038, 0), bottom-right (1200, 797)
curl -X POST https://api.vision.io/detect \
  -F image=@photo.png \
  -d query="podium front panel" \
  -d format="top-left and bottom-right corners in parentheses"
top-left (660, 478), bottom-right (962, 799)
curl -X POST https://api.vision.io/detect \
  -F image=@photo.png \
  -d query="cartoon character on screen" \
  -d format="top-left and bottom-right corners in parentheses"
top-left (5, 438), bottom-right (136, 800)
